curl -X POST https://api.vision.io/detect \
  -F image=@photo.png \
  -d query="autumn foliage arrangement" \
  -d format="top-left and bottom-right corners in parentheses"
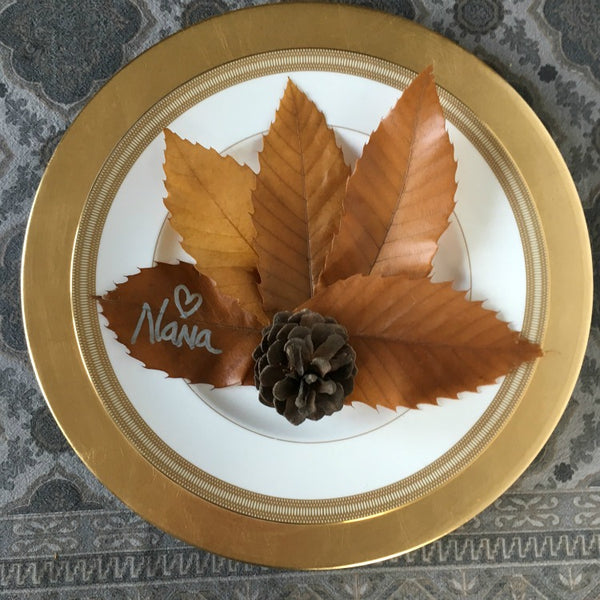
top-left (99, 67), bottom-right (542, 425)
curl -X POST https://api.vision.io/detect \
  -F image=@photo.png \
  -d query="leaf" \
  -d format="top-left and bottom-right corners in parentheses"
top-left (98, 262), bottom-right (263, 387)
top-left (163, 129), bottom-right (267, 323)
top-left (301, 274), bottom-right (542, 410)
top-left (319, 66), bottom-right (458, 287)
top-left (252, 80), bottom-right (350, 312)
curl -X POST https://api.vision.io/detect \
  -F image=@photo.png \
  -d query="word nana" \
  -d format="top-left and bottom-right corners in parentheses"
top-left (130, 284), bottom-right (221, 354)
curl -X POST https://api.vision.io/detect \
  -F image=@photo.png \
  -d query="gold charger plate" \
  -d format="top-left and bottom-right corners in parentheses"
top-left (22, 3), bottom-right (591, 568)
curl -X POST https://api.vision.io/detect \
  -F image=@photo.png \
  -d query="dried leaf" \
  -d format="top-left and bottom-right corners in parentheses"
top-left (252, 80), bottom-right (350, 312)
top-left (320, 66), bottom-right (458, 287)
top-left (98, 262), bottom-right (262, 386)
top-left (301, 274), bottom-right (542, 409)
top-left (163, 129), bottom-right (267, 323)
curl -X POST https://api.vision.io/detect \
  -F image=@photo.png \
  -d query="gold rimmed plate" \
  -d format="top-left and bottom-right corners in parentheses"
top-left (22, 4), bottom-right (591, 568)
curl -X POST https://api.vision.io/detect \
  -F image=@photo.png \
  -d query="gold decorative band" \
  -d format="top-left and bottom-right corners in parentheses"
top-left (72, 49), bottom-right (547, 524)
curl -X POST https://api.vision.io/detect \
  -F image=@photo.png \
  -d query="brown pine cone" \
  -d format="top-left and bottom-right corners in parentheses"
top-left (252, 309), bottom-right (357, 425)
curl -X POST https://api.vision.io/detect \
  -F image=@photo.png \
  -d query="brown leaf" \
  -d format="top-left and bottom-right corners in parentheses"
top-left (301, 274), bottom-right (542, 410)
top-left (163, 129), bottom-right (267, 323)
top-left (98, 262), bottom-right (263, 386)
top-left (252, 80), bottom-right (350, 312)
top-left (320, 66), bottom-right (458, 287)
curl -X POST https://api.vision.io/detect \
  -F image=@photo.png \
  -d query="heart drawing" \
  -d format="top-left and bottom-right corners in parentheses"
top-left (174, 284), bottom-right (203, 319)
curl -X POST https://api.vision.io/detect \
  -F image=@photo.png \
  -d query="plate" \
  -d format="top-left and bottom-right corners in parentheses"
top-left (84, 65), bottom-right (536, 507)
top-left (22, 4), bottom-right (592, 568)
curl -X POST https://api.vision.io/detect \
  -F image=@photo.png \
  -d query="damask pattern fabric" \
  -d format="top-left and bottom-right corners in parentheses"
top-left (0, 0), bottom-right (598, 598)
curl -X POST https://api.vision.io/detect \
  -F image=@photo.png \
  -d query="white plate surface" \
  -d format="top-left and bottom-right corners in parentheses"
top-left (94, 71), bottom-right (526, 500)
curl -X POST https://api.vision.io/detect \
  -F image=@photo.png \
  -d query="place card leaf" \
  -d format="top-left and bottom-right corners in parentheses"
top-left (319, 66), bottom-right (458, 287)
top-left (252, 80), bottom-right (350, 312)
top-left (163, 129), bottom-right (267, 323)
top-left (301, 274), bottom-right (542, 409)
top-left (98, 262), bottom-right (263, 387)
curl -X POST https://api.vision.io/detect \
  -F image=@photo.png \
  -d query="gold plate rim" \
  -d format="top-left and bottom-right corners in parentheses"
top-left (22, 3), bottom-right (592, 569)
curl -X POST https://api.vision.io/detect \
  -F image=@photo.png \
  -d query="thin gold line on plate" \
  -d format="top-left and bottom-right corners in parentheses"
top-left (155, 125), bottom-right (471, 445)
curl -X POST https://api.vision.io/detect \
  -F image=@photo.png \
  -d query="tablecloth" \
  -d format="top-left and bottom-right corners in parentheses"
top-left (0, 0), bottom-right (598, 598)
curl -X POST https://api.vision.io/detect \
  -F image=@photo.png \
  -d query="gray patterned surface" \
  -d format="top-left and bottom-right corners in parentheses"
top-left (0, 0), bottom-right (598, 597)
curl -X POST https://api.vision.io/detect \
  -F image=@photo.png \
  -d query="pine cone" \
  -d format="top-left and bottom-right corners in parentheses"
top-left (253, 309), bottom-right (357, 425)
